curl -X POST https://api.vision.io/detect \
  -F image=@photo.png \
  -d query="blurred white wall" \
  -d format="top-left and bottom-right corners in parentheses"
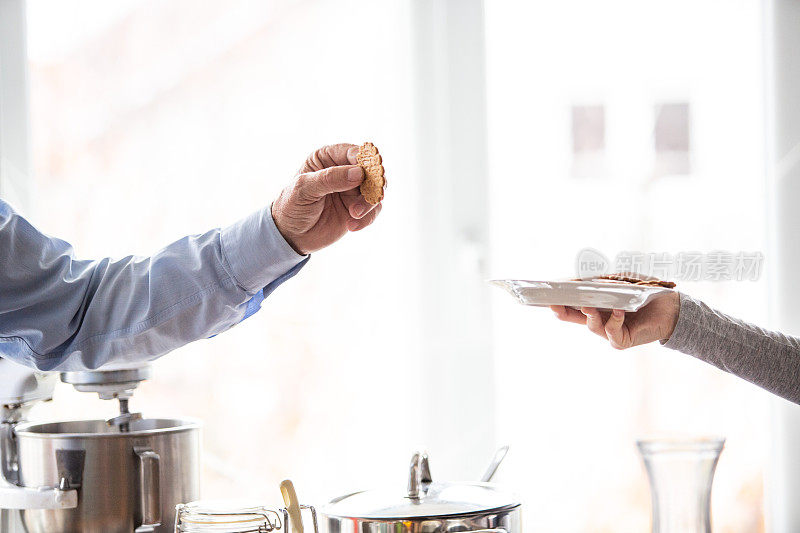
top-left (0, 0), bottom-right (32, 209)
top-left (411, 0), bottom-right (496, 480)
top-left (765, 1), bottom-right (800, 531)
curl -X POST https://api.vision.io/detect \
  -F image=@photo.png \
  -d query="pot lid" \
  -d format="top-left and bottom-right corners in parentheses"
top-left (322, 452), bottom-right (520, 520)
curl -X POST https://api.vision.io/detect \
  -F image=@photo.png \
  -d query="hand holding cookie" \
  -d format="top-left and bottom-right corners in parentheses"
top-left (271, 143), bottom-right (384, 255)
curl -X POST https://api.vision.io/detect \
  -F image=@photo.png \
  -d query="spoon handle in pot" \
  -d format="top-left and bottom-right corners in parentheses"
top-left (280, 479), bottom-right (304, 533)
top-left (480, 446), bottom-right (509, 483)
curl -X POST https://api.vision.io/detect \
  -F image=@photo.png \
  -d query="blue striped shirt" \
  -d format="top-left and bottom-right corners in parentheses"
top-left (0, 199), bottom-right (307, 371)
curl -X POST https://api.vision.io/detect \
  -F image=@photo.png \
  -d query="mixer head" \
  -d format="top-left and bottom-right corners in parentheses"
top-left (60, 366), bottom-right (152, 432)
top-left (60, 367), bottom-right (152, 400)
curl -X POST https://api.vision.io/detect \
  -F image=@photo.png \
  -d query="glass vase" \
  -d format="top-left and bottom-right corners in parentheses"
top-left (637, 437), bottom-right (725, 533)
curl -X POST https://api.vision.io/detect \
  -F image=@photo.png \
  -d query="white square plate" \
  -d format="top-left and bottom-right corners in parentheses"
top-left (489, 279), bottom-right (673, 312)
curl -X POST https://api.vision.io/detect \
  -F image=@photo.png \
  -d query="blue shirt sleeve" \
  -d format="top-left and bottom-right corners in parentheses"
top-left (0, 199), bottom-right (308, 371)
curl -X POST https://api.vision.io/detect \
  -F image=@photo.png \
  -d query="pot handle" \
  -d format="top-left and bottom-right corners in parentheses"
top-left (135, 446), bottom-right (161, 528)
top-left (407, 452), bottom-right (432, 499)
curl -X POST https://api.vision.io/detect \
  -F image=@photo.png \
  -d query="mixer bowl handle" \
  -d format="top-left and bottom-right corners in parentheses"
top-left (134, 446), bottom-right (161, 528)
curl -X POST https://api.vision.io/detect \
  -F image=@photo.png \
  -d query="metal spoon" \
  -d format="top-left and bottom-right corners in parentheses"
top-left (280, 479), bottom-right (303, 533)
top-left (480, 445), bottom-right (509, 483)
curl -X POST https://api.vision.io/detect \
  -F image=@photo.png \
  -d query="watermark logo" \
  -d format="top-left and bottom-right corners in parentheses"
top-left (575, 247), bottom-right (610, 279)
top-left (574, 249), bottom-right (764, 281)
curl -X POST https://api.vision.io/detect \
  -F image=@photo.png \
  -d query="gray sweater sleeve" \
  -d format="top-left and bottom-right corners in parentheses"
top-left (663, 293), bottom-right (800, 404)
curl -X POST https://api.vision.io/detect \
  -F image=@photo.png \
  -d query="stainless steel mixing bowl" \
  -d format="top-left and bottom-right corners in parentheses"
top-left (13, 417), bottom-right (201, 533)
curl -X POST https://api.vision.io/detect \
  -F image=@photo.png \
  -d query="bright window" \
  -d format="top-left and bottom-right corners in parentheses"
top-left (486, 0), bottom-right (765, 530)
top-left (571, 104), bottom-right (606, 178)
top-left (654, 102), bottom-right (691, 176)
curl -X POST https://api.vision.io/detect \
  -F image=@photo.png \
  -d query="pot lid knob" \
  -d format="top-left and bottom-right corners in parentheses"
top-left (407, 452), bottom-right (432, 500)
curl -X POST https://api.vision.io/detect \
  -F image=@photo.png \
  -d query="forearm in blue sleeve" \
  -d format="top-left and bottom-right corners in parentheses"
top-left (0, 200), bottom-right (307, 371)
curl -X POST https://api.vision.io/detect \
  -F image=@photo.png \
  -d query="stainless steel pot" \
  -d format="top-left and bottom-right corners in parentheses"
top-left (12, 417), bottom-right (201, 533)
top-left (321, 451), bottom-right (521, 533)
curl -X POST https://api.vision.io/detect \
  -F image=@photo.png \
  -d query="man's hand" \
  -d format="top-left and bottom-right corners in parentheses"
top-left (272, 144), bottom-right (383, 255)
top-left (550, 291), bottom-right (680, 349)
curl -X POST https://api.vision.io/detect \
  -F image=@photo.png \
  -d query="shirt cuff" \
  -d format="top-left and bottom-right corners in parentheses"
top-left (661, 292), bottom-right (702, 350)
top-left (220, 206), bottom-right (308, 294)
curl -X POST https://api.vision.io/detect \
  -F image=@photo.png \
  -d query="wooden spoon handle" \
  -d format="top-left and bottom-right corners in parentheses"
top-left (280, 479), bottom-right (304, 533)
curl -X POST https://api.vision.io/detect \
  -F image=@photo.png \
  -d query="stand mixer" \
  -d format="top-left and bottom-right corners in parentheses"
top-left (0, 361), bottom-right (201, 533)
top-left (0, 362), bottom-right (151, 528)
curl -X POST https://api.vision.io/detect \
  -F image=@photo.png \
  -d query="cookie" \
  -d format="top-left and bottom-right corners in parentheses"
top-left (596, 274), bottom-right (676, 289)
top-left (356, 142), bottom-right (385, 205)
